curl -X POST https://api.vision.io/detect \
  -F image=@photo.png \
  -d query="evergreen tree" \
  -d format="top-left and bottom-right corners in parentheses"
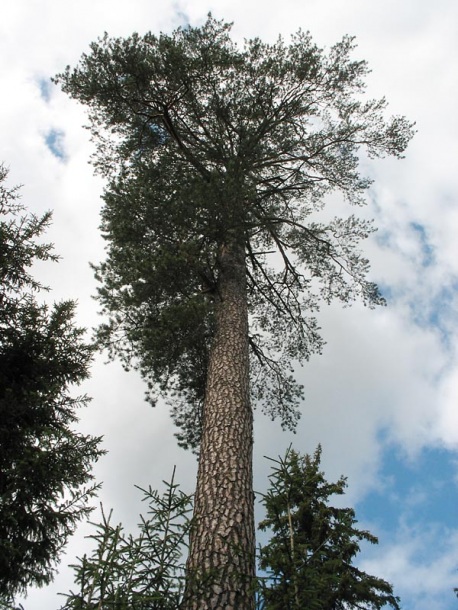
top-left (0, 166), bottom-right (104, 600)
top-left (55, 16), bottom-right (413, 608)
top-left (258, 447), bottom-right (400, 610)
top-left (59, 469), bottom-right (192, 610)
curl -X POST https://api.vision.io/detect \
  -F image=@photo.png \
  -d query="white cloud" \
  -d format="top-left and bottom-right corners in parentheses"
top-left (360, 524), bottom-right (458, 610)
top-left (435, 366), bottom-right (458, 447)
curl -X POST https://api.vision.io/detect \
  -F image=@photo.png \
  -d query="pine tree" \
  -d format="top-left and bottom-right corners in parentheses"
top-left (258, 447), bottom-right (400, 610)
top-left (0, 165), bottom-right (104, 601)
top-left (55, 16), bottom-right (413, 608)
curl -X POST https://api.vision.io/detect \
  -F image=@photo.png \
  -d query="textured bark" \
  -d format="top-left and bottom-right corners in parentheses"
top-left (182, 242), bottom-right (255, 610)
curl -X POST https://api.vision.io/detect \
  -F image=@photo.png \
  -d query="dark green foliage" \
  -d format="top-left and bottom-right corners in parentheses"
top-left (55, 16), bottom-right (414, 450)
top-left (59, 469), bottom-right (192, 610)
top-left (257, 447), bottom-right (400, 609)
top-left (0, 166), bottom-right (104, 599)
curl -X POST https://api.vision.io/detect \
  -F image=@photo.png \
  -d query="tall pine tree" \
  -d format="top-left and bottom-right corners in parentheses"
top-left (56, 16), bottom-right (413, 609)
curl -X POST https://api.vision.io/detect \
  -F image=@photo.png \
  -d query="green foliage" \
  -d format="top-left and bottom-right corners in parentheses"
top-left (59, 469), bottom-right (192, 610)
top-left (0, 165), bottom-right (104, 599)
top-left (257, 446), bottom-right (400, 609)
top-left (57, 450), bottom-right (399, 610)
top-left (55, 16), bottom-right (414, 449)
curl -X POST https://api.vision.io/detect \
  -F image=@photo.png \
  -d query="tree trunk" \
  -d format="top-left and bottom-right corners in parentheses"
top-left (182, 242), bottom-right (255, 610)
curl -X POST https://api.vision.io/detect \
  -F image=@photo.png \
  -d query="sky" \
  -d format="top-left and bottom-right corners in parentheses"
top-left (0, 0), bottom-right (457, 608)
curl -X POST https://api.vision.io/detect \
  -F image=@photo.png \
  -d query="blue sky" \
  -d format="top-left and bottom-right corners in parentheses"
top-left (357, 446), bottom-right (458, 609)
top-left (44, 129), bottom-right (66, 160)
top-left (371, 445), bottom-right (457, 531)
top-left (1, 1), bottom-right (457, 608)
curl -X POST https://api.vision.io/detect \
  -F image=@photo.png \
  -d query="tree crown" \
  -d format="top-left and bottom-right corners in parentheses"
top-left (55, 16), bottom-right (414, 448)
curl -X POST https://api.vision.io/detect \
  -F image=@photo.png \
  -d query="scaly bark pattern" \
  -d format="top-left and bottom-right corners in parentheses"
top-left (183, 243), bottom-right (255, 610)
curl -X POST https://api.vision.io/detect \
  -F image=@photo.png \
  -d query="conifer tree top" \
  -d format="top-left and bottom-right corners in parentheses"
top-left (55, 16), bottom-right (414, 448)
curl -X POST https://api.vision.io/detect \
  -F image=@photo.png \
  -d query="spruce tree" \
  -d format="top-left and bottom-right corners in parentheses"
top-left (60, 470), bottom-right (192, 610)
top-left (0, 166), bottom-right (104, 601)
top-left (258, 447), bottom-right (400, 610)
top-left (55, 16), bottom-right (413, 609)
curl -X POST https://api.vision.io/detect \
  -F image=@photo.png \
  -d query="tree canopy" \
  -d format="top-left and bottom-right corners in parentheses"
top-left (55, 16), bottom-right (414, 450)
top-left (0, 165), bottom-right (104, 600)
top-left (258, 446), bottom-right (400, 610)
